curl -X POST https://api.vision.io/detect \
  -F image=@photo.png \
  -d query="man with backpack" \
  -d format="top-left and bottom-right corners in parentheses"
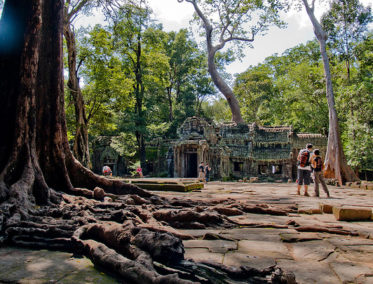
top-left (311, 149), bottom-right (330, 198)
top-left (297, 143), bottom-right (313, 196)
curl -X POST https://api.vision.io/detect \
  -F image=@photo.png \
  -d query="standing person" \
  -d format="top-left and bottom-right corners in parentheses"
top-left (311, 149), bottom-right (330, 198)
top-left (205, 163), bottom-right (211, 183)
top-left (198, 162), bottom-right (205, 181)
top-left (136, 166), bottom-right (143, 178)
top-left (102, 165), bottom-right (112, 176)
top-left (297, 144), bottom-right (313, 196)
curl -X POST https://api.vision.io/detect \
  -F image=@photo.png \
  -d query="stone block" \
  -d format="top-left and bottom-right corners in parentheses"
top-left (333, 206), bottom-right (372, 221)
top-left (298, 208), bottom-right (322, 214)
top-left (365, 184), bottom-right (373, 190)
top-left (249, 177), bottom-right (259, 183)
top-left (319, 203), bottom-right (333, 214)
top-left (350, 182), bottom-right (361, 189)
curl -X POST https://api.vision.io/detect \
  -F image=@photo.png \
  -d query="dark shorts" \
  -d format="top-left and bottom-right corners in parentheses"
top-left (297, 169), bottom-right (311, 185)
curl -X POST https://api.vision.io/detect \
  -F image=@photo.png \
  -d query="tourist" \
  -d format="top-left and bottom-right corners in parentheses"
top-left (102, 165), bottom-right (112, 176)
top-left (136, 166), bottom-right (143, 178)
top-left (205, 163), bottom-right (211, 183)
top-left (311, 149), bottom-right (330, 198)
top-left (198, 162), bottom-right (205, 181)
top-left (296, 143), bottom-right (313, 196)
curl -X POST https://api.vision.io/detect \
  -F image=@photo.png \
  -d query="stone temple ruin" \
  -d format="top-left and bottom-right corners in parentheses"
top-left (147, 117), bottom-right (327, 181)
top-left (92, 116), bottom-right (327, 181)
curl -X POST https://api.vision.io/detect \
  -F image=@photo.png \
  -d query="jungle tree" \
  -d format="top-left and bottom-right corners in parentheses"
top-left (111, 3), bottom-right (170, 171)
top-left (299, 0), bottom-right (358, 184)
top-left (321, 0), bottom-right (372, 80)
top-left (63, 0), bottom-right (129, 167)
top-left (177, 0), bottom-right (289, 124)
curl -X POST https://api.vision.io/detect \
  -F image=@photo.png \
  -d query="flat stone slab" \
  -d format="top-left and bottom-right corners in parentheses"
top-left (289, 240), bottom-right (336, 261)
top-left (329, 262), bottom-right (373, 283)
top-left (0, 247), bottom-right (118, 284)
top-left (183, 239), bottom-right (237, 253)
top-left (277, 259), bottom-right (341, 284)
top-left (237, 240), bottom-right (291, 259)
top-left (280, 232), bottom-right (322, 243)
top-left (184, 248), bottom-right (224, 264)
top-left (223, 252), bottom-right (276, 271)
top-left (333, 206), bottom-right (372, 221)
top-left (219, 227), bottom-right (285, 242)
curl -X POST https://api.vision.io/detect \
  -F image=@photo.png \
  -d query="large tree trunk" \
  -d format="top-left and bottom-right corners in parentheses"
top-left (63, 19), bottom-right (91, 168)
top-left (302, 0), bottom-right (358, 185)
top-left (207, 47), bottom-right (244, 124)
top-left (187, 0), bottom-right (244, 124)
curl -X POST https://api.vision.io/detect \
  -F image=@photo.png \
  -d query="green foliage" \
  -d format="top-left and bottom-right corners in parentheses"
top-left (110, 132), bottom-right (137, 158)
top-left (201, 98), bottom-right (232, 123)
top-left (321, 0), bottom-right (373, 77)
top-left (234, 40), bottom-right (329, 133)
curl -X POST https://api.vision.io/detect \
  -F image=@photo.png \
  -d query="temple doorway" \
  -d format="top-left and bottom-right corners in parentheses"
top-left (186, 153), bottom-right (197, 177)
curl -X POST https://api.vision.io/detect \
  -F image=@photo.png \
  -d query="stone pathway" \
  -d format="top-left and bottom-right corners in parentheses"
top-left (0, 247), bottom-right (119, 283)
top-left (157, 182), bottom-right (373, 284)
top-left (1, 182), bottom-right (373, 283)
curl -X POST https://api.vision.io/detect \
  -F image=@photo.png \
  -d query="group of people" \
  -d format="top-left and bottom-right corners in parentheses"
top-left (198, 162), bottom-right (211, 183)
top-left (297, 143), bottom-right (330, 198)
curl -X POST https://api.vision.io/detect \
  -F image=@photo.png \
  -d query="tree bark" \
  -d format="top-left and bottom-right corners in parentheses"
top-left (183, 0), bottom-right (244, 124)
top-left (63, 6), bottom-right (91, 168)
top-left (0, 0), bottom-right (146, 205)
top-left (302, 0), bottom-right (358, 185)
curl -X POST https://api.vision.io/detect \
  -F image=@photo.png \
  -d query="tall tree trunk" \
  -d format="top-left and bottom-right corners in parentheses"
top-left (302, 0), bottom-right (358, 185)
top-left (0, 0), bottom-right (145, 207)
top-left (187, 0), bottom-right (244, 124)
top-left (63, 20), bottom-right (91, 168)
top-left (134, 35), bottom-right (147, 172)
top-left (166, 85), bottom-right (173, 122)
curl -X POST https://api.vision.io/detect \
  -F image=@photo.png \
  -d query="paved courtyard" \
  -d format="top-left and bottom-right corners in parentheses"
top-left (1, 182), bottom-right (373, 283)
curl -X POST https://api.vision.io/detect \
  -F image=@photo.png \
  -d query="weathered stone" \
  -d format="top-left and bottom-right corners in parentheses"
top-left (184, 248), bottom-right (224, 264)
top-left (329, 262), bottom-right (373, 284)
top-left (365, 184), bottom-right (373, 190)
top-left (298, 208), bottom-right (322, 214)
top-left (319, 203), bottom-right (333, 214)
top-left (276, 259), bottom-right (340, 284)
top-left (280, 233), bottom-right (322, 243)
top-left (183, 240), bottom-right (237, 254)
top-left (289, 240), bottom-right (336, 261)
top-left (93, 187), bottom-right (105, 200)
top-left (223, 252), bottom-right (276, 271)
top-left (237, 240), bottom-right (291, 259)
top-left (250, 177), bottom-right (259, 183)
top-left (0, 247), bottom-right (119, 283)
top-left (351, 182), bottom-right (361, 189)
top-left (333, 206), bottom-right (372, 221)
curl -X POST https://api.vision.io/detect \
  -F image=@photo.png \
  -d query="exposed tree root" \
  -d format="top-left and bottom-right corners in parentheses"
top-left (0, 183), bottom-right (297, 283)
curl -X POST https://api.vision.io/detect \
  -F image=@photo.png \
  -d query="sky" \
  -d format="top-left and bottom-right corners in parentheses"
top-left (75, 0), bottom-right (371, 77)
top-left (147, 0), bottom-right (372, 76)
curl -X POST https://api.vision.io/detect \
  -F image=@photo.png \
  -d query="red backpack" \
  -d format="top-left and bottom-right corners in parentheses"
top-left (298, 149), bottom-right (310, 167)
top-left (313, 156), bottom-right (324, 171)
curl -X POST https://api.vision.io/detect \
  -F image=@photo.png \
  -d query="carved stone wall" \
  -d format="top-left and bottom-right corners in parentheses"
top-left (91, 136), bottom-right (127, 176)
top-left (163, 117), bottom-right (327, 180)
top-left (92, 117), bottom-right (328, 180)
